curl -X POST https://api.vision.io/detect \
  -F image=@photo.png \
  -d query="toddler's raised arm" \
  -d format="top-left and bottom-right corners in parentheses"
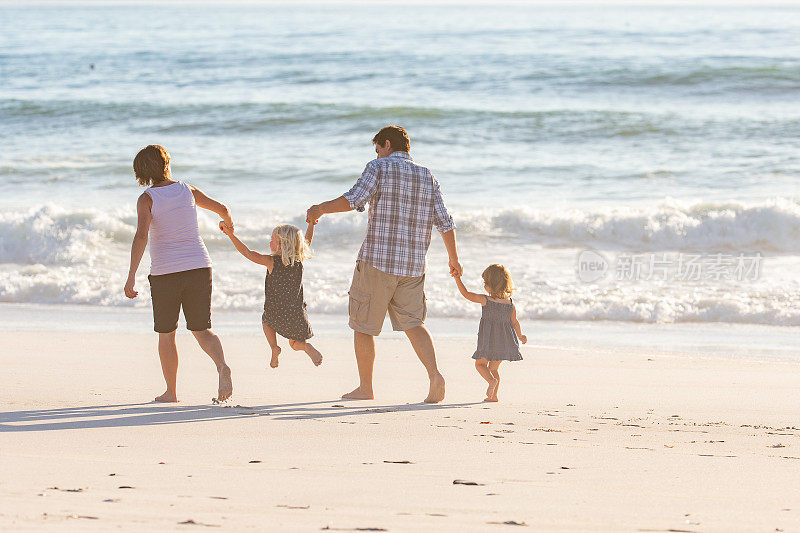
top-left (219, 222), bottom-right (274, 268)
top-left (453, 274), bottom-right (487, 305)
top-left (305, 221), bottom-right (315, 245)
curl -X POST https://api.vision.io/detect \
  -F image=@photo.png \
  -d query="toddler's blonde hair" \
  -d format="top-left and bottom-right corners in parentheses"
top-left (482, 264), bottom-right (514, 300)
top-left (273, 224), bottom-right (312, 266)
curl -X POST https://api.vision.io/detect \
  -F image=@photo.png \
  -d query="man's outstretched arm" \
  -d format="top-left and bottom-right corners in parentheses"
top-left (306, 196), bottom-right (352, 224)
top-left (308, 162), bottom-right (379, 224)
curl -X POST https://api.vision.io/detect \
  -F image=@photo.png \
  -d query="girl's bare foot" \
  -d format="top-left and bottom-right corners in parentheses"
top-left (306, 345), bottom-right (323, 366)
top-left (485, 378), bottom-right (498, 400)
top-left (155, 391), bottom-right (177, 403)
top-left (289, 339), bottom-right (323, 366)
top-left (270, 346), bottom-right (281, 368)
top-left (484, 378), bottom-right (499, 402)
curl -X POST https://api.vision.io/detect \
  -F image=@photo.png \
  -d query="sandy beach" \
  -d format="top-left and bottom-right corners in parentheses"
top-left (2, 327), bottom-right (799, 532)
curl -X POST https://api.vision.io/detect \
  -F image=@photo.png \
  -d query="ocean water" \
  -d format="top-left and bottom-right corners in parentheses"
top-left (2, 3), bottom-right (800, 327)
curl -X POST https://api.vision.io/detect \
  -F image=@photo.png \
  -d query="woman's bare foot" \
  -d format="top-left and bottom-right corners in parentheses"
top-left (424, 373), bottom-right (445, 403)
top-left (305, 344), bottom-right (323, 366)
top-left (154, 391), bottom-right (177, 403)
top-left (269, 346), bottom-right (281, 368)
top-left (342, 386), bottom-right (374, 400)
top-left (217, 365), bottom-right (233, 401)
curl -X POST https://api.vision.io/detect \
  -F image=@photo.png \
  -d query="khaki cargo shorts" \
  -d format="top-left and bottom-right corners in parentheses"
top-left (348, 261), bottom-right (426, 336)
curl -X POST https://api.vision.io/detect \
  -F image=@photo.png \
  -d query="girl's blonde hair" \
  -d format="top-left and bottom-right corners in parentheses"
top-left (482, 264), bottom-right (514, 300)
top-left (273, 224), bottom-right (312, 266)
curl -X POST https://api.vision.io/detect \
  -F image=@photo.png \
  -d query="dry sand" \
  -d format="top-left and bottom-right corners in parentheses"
top-left (1, 328), bottom-right (799, 531)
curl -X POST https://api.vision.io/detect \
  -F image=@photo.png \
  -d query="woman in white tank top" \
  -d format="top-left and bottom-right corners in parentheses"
top-left (124, 145), bottom-right (234, 403)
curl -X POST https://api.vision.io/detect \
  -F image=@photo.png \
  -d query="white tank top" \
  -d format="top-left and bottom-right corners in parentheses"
top-left (145, 181), bottom-right (212, 276)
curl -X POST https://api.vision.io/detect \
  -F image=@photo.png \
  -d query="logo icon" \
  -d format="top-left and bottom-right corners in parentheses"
top-left (576, 250), bottom-right (609, 283)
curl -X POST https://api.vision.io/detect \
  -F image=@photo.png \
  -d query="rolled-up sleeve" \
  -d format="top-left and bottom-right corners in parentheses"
top-left (343, 161), bottom-right (379, 212)
top-left (432, 176), bottom-right (456, 233)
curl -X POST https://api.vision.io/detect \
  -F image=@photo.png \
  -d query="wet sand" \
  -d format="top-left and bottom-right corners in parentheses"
top-left (1, 330), bottom-right (799, 531)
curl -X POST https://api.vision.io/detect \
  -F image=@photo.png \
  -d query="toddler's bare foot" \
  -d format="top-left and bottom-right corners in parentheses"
top-left (424, 373), bottom-right (445, 404)
top-left (485, 378), bottom-right (498, 401)
top-left (342, 386), bottom-right (374, 400)
top-left (217, 365), bottom-right (233, 401)
top-left (270, 346), bottom-right (281, 368)
top-left (306, 344), bottom-right (323, 366)
top-left (154, 391), bottom-right (177, 403)
top-left (484, 378), bottom-right (499, 402)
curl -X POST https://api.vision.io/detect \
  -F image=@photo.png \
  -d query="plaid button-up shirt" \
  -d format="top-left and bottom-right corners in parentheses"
top-left (343, 151), bottom-right (456, 278)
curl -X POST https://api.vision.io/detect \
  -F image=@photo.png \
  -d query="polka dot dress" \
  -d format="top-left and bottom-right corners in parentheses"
top-left (261, 256), bottom-right (313, 341)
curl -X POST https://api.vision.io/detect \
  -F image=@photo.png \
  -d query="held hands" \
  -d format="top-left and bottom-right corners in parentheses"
top-left (219, 220), bottom-right (234, 236)
top-left (449, 257), bottom-right (463, 278)
top-left (306, 204), bottom-right (323, 225)
top-left (519, 334), bottom-right (528, 344)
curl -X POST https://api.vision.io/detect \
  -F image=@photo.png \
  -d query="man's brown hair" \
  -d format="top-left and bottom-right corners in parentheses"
top-left (372, 125), bottom-right (411, 153)
top-left (482, 264), bottom-right (514, 300)
top-left (133, 145), bottom-right (171, 186)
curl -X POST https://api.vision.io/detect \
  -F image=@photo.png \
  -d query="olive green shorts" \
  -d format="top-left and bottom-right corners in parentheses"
top-left (348, 261), bottom-right (426, 336)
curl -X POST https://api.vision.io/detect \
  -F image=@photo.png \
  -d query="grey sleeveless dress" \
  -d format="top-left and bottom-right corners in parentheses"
top-left (472, 298), bottom-right (523, 362)
top-left (261, 257), bottom-right (313, 341)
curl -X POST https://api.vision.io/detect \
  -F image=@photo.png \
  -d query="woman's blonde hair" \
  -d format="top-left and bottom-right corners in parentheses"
top-left (482, 264), bottom-right (514, 300)
top-left (273, 224), bottom-right (312, 266)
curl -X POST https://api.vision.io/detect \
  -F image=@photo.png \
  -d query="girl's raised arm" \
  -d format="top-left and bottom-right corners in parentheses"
top-left (453, 275), bottom-right (487, 305)
top-left (219, 222), bottom-right (274, 269)
top-left (305, 221), bottom-right (315, 245)
top-left (511, 304), bottom-right (527, 344)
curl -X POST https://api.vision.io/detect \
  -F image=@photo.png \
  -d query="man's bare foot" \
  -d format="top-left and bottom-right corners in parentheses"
top-left (424, 373), bottom-right (445, 404)
top-left (217, 365), bottom-right (233, 401)
top-left (154, 391), bottom-right (177, 403)
top-left (305, 344), bottom-right (323, 366)
top-left (483, 396), bottom-right (499, 403)
top-left (342, 386), bottom-right (374, 400)
top-left (270, 346), bottom-right (281, 368)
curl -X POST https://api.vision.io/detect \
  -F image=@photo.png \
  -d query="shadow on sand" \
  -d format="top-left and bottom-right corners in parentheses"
top-left (0, 399), bottom-right (481, 432)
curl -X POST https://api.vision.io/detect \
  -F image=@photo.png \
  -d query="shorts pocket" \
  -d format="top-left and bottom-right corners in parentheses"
top-left (348, 287), bottom-right (370, 324)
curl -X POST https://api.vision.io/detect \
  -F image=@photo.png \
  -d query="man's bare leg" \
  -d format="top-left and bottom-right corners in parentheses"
top-left (474, 358), bottom-right (498, 401)
top-left (404, 325), bottom-right (445, 403)
top-left (486, 361), bottom-right (501, 402)
top-left (262, 323), bottom-right (281, 368)
top-left (288, 339), bottom-right (323, 366)
top-left (342, 331), bottom-right (375, 399)
top-left (191, 329), bottom-right (233, 401)
top-left (155, 331), bottom-right (179, 402)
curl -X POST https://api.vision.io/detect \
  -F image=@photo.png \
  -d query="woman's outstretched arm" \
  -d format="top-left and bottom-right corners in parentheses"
top-left (453, 274), bottom-right (487, 305)
top-left (124, 193), bottom-right (152, 299)
top-left (190, 185), bottom-right (234, 230)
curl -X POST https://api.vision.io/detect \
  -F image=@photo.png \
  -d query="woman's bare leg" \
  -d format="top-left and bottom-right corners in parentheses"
top-left (155, 331), bottom-right (179, 402)
top-left (262, 323), bottom-right (281, 368)
top-left (474, 358), bottom-right (497, 401)
top-left (288, 339), bottom-right (323, 366)
top-left (486, 361), bottom-right (501, 402)
top-left (191, 329), bottom-right (233, 401)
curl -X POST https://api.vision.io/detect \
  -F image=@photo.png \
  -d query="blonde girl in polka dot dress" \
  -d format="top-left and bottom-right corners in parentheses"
top-left (220, 221), bottom-right (322, 368)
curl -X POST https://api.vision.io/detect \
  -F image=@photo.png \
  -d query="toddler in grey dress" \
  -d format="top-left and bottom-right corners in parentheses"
top-left (453, 264), bottom-right (526, 402)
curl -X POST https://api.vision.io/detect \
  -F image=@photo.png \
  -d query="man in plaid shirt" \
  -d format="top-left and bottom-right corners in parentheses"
top-left (307, 126), bottom-right (461, 403)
